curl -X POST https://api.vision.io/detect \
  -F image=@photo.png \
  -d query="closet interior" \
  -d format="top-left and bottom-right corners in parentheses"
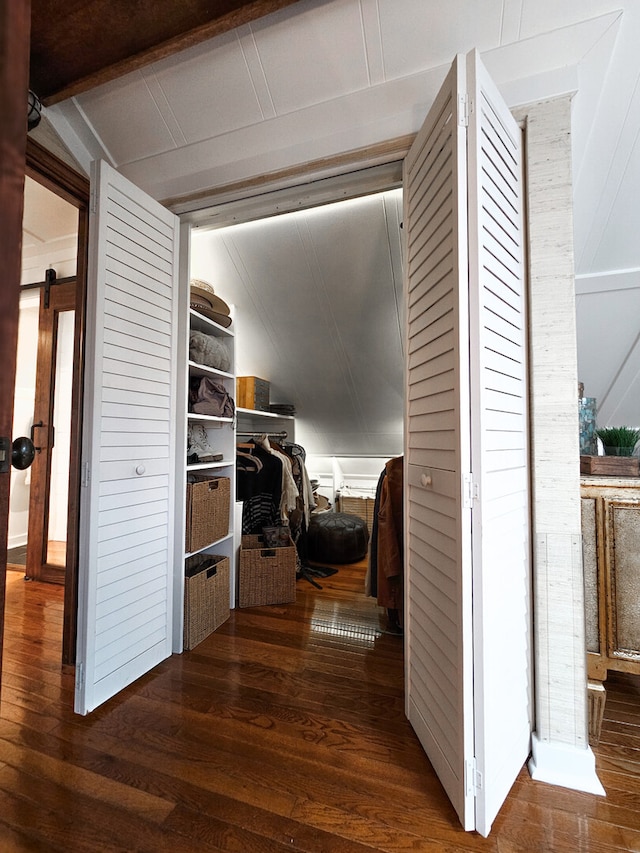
top-left (181, 186), bottom-right (406, 643)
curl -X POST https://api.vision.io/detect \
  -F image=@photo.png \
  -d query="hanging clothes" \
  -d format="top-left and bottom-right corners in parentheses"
top-left (366, 466), bottom-right (387, 598)
top-left (236, 435), bottom-right (319, 583)
top-left (254, 434), bottom-right (299, 519)
top-left (236, 442), bottom-right (283, 534)
top-left (266, 440), bottom-right (312, 578)
top-left (371, 455), bottom-right (404, 631)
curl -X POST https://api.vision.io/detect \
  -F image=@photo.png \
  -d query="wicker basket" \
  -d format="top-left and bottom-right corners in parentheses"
top-left (185, 475), bottom-right (230, 553)
top-left (239, 534), bottom-right (296, 607)
top-left (183, 554), bottom-right (230, 650)
top-left (337, 495), bottom-right (375, 528)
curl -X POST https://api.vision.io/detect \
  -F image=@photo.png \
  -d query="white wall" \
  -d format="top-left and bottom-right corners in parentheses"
top-left (49, 309), bottom-right (75, 542)
top-left (576, 269), bottom-right (640, 427)
top-left (10, 281), bottom-right (77, 551)
top-left (9, 292), bottom-right (39, 549)
top-left (305, 454), bottom-right (388, 505)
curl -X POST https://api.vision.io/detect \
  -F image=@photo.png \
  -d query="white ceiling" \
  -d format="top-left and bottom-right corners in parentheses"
top-left (34, 0), bottom-right (640, 446)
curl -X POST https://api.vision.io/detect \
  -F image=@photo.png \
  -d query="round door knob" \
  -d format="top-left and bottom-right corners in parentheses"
top-left (12, 436), bottom-right (36, 470)
top-left (135, 464), bottom-right (146, 476)
top-left (420, 473), bottom-right (432, 487)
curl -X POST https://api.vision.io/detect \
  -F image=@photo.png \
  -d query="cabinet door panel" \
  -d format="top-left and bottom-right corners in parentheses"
top-left (609, 501), bottom-right (640, 658)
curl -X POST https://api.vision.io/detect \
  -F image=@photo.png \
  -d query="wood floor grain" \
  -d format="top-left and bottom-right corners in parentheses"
top-left (1, 564), bottom-right (639, 851)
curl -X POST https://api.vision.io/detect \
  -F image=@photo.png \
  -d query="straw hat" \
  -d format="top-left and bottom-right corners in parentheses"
top-left (189, 279), bottom-right (232, 328)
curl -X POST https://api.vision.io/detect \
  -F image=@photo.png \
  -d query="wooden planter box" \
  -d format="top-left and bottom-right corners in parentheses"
top-left (580, 455), bottom-right (640, 477)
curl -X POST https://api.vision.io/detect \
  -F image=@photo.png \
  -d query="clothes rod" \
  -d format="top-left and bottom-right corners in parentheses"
top-left (237, 430), bottom-right (288, 439)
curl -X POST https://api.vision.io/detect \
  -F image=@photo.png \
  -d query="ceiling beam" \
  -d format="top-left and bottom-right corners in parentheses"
top-left (31, 0), bottom-right (301, 105)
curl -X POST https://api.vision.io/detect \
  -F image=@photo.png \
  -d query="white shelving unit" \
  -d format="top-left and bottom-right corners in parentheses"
top-left (175, 290), bottom-right (297, 645)
top-left (176, 307), bottom-right (237, 648)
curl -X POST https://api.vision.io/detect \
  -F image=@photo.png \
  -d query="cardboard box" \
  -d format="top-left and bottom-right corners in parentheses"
top-left (237, 376), bottom-right (270, 411)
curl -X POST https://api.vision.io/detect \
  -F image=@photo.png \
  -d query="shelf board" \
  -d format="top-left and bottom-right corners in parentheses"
top-left (236, 407), bottom-right (294, 420)
top-left (187, 460), bottom-right (233, 471)
top-left (187, 414), bottom-right (234, 424)
top-left (188, 360), bottom-right (233, 380)
top-left (189, 308), bottom-right (234, 337)
top-left (185, 532), bottom-right (233, 558)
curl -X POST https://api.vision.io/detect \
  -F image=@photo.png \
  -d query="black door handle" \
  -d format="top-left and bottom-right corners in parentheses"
top-left (11, 436), bottom-right (36, 470)
top-left (0, 435), bottom-right (37, 472)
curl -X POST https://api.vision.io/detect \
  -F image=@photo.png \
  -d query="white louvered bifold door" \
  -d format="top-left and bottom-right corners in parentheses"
top-left (404, 51), bottom-right (530, 835)
top-left (467, 50), bottom-right (531, 837)
top-left (75, 160), bottom-right (179, 715)
top-left (404, 55), bottom-right (475, 831)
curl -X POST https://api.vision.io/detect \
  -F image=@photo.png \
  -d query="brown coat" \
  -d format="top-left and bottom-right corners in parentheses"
top-left (376, 456), bottom-right (404, 614)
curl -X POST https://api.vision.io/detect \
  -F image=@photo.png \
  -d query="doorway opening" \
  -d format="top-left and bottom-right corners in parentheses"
top-left (9, 178), bottom-right (79, 585)
top-left (4, 141), bottom-right (89, 668)
top-left (188, 184), bottom-right (405, 636)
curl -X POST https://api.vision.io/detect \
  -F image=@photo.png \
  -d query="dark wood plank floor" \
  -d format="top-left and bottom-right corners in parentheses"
top-left (2, 564), bottom-right (640, 852)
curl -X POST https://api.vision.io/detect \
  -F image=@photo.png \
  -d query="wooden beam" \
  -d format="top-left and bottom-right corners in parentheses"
top-left (31, 0), bottom-right (301, 105)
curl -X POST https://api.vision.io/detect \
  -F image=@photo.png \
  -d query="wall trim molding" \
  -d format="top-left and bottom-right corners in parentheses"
top-left (529, 734), bottom-right (606, 796)
top-left (165, 135), bottom-right (413, 221)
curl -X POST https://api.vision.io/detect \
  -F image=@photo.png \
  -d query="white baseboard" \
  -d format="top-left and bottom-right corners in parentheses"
top-left (7, 534), bottom-right (27, 550)
top-left (528, 733), bottom-right (606, 795)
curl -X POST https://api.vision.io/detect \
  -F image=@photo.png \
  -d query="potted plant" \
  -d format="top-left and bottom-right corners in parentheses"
top-left (595, 426), bottom-right (640, 457)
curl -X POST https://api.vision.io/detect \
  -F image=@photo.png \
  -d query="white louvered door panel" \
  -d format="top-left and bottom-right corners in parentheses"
top-left (403, 55), bottom-right (475, 830)
top-left (75, 160), bottom-right (179, 714)
top-left (466, 51), bottom-right (531, 836)
top-left (404, 50), bottom-right (530, 835)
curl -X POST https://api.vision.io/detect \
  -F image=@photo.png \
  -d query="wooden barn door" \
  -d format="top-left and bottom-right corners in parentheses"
top-left (75, 160), bottom-right (180, 714)
top-left (403, 50), bottom-right (531, 836)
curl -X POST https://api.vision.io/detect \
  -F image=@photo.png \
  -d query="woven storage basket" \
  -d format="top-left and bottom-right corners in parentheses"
top-left (239, 534), bottom-right (296, 607)
top-left (185, 475), bottom-right (230, 552)
top-left (337, 495), bottom-right (375, 528)
top-left (183, 554), bottom-right (230, 650)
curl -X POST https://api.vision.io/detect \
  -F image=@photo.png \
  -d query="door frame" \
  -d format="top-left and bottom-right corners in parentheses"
top-left (25, 138), bottom-right (89, 668)
top-left (0, 0), bottom-right (30, 699)
top-left (26, 279), bottom-right (78, 585)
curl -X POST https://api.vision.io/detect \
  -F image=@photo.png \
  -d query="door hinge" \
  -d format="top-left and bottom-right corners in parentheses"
top-left (82, 462), bottom-right (91, 488)
top-left (458, 93), bottom-right (470, 127)
top-left (90, 186), bottom-right (98, 214)
top-left (76, 662), bottom-right (84, 690)
top-left (465, 758), bottom-right (483, 796)
top-left (463, 473), bottom-right (478, 508)
top-left (0, 436), bottom-right (9, 474)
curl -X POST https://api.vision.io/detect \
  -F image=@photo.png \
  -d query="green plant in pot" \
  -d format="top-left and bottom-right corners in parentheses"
top-left (595, 426), bottom-right (640, 457)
